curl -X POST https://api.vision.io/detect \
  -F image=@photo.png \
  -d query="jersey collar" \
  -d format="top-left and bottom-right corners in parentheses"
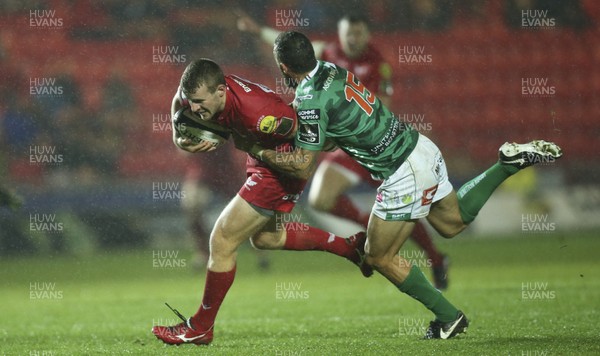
top-left (300, 61), bottom-right (320, 86)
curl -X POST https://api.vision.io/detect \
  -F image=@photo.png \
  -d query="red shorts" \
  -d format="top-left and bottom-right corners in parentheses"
top-left (322, 150), bottom-right (380, 187)
top-left (238, 155), bottom-right (306, 213)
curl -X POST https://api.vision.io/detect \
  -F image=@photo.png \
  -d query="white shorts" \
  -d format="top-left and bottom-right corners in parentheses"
top-left (371, 134), bottom-right (453, 221)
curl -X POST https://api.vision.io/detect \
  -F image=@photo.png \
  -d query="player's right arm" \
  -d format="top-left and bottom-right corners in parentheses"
top-left (237, 14), bottom-right (325, 58)
top-left (171, 87), bottom-right (216, 153)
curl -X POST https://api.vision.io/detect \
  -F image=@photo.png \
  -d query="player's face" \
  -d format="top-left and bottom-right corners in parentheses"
top-left (185, 84), bottom-right (226, 121)
top-left (274, 54), bottom-right (298, 89)
top-left (338, 20), bottom-right (370, 59)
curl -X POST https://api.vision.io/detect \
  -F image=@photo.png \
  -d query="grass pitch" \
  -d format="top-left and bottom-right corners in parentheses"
top-left (1, 231), bottom-right (599, 355)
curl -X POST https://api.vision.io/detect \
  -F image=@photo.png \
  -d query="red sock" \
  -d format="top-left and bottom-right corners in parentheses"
top-left (330, 195), bottom-right (370, 228)
top-left (283, 223), bottom-right (354, 259)
top-left (410, 223), bottom-right (443, 266)
top-left (191, 266), bottom-right (236, 331)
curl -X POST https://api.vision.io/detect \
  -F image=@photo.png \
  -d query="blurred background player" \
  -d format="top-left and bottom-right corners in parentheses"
top-left (238, 13), bottom-right (450, 289)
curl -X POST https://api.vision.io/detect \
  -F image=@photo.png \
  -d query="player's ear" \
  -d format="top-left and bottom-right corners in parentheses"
top-left (216, 84), bottom-right (226, 97)
top-left (279, 63), bottom-right (290, 75)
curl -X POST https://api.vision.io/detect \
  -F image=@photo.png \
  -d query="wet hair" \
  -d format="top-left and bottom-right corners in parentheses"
top-left (338, 13), bottom-right (370, 28)
top-left (273, 31), bottom-right (317, 74)
top-left (180, 58), bottom-right (225, 94)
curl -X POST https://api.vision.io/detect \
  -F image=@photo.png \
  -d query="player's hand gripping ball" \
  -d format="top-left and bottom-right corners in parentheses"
top-left (172, 107), bottom-right (230, 149)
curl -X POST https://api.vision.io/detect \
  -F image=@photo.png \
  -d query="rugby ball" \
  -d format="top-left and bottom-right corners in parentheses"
top-left (172, 107), bottom-right (230, 148)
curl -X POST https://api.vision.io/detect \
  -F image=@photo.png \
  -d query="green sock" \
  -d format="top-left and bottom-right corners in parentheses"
top-left (397, 265), bottom-right (458, 322)
top-left (457, 162), bottom-right (519, 223)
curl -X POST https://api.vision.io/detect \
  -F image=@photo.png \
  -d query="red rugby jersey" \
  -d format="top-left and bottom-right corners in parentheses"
top-left (214, 75), bottom-right (296, 149)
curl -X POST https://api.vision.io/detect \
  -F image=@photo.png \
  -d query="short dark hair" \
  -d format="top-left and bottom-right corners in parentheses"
top-left (180, 58), bottom-right (225, 95)
top-left (339, 13), bottom-right (370, 28)
top-left (274, 31), bottom-right (317, 74)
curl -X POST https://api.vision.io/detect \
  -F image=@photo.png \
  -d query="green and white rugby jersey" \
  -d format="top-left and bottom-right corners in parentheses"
top-left (294, 60), bottom-right (418, 180)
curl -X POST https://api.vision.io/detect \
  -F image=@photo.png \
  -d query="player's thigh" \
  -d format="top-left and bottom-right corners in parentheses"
top-left (249, 212), bottom-right (286, 250)
top-left (211, 194), bottom-right (271, 251)
top-left (366, 214), bottom-right (415, 261)
top-left (308, 161), bottom-right (358, 210)
top-left (427, 190), bottom-right (465, 238)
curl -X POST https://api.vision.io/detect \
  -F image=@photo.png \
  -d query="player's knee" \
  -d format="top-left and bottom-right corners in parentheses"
top-left (365, 254), bottom-right (390, 270)
top-left (437, 222), bottom-right (466, 239)
top-left (249, 235), bottom-right (266, 249)
top-left (250, 234), bottom-right (276, 250)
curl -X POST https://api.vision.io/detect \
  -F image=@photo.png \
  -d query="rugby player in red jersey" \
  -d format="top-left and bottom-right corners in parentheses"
top-left (151, 59), bottom-right (370, 346)
top-left (238, 13), bottom-right (450, 289)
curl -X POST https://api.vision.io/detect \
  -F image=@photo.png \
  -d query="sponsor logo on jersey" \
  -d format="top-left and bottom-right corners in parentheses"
top-left (421, 185), bottom-right (439, 206)
top-left (297, 109), bottom-right (320, 121)
top-left (295, 94), bottom-right (313, 104)
top-left (282, 193), bottom-right (301, 203)
top-left (323, 66), bottom-right (337, 91)
top-left (232, 78), bottom-right (251, 92)
top-left (244, 176), bottom-right (258, 189)
top-left (371, 119), bottom-right (400, 155)
top-left (386, 212), bottom-right (411, 220)
top-left (297, 123), bottom-right (320, 145)
top-left (275, 117), bottom-right (294, 137)
top-left (257, 115), bottom-right (277, 134)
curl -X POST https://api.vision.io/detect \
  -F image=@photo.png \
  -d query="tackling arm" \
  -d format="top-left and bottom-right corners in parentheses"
top-left (258, 147), bottom-right (319, 180)
top-left (233, 134), bottom-right (319, 180)
top-left (237, 14), bottom-right (325, 58)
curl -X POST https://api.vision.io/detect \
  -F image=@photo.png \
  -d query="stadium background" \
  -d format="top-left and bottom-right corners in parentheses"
top-left (0, 1), bottom-right (599, 354)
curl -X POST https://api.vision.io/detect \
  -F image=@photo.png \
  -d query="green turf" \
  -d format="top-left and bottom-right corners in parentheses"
top-left (1, 232), bottom-right (599, 355)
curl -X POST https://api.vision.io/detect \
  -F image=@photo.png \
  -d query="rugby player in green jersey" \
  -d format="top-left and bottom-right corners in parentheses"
top-left (239, 31), bottom-right (563, 339)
